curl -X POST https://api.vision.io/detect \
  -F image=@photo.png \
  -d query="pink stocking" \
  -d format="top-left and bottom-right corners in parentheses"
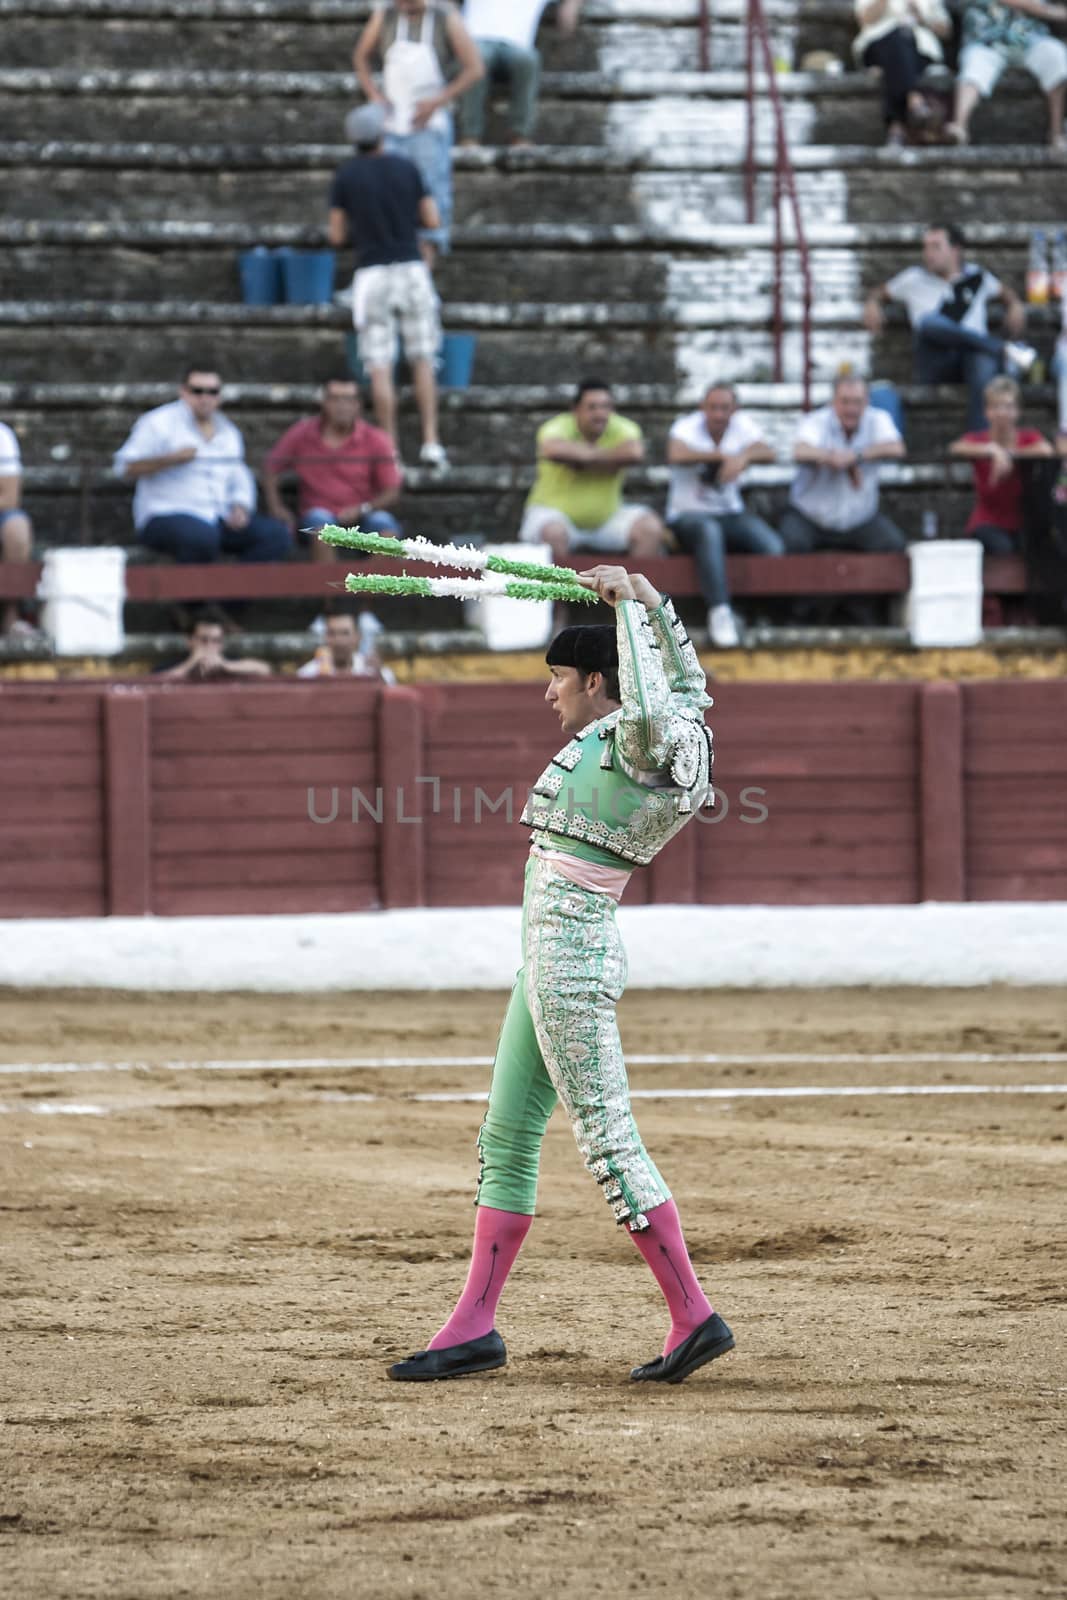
top-left (629, 1198), bottom-right (714, 1356)
top-left (429, 1205), bottom-right (532, 1349)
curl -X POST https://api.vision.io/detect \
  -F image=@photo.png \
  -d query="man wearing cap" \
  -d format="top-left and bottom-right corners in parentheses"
top-left (388, 565), bottom-right (735, 1388)
top-left (328, 103), bottom-right (449, 470)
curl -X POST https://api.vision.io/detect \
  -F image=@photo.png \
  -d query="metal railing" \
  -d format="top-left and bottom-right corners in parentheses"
top-left (740, 0), bottom-right (814, 408)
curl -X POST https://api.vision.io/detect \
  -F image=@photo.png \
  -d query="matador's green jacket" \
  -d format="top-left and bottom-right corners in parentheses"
top-left (520, 596), bottom-right (714, 867)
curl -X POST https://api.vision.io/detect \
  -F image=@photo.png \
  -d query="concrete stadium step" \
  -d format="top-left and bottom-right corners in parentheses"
top-left (1, 0), bottom-right (849, 75)
top-left (9, 294), bottom-right (1052, 392)
top-left (0, 67), bottom-right (1054, 147)
top-left (6, 144), bottom-right (1067, 229)
top-left (6, 382), bottom-right (1059, 472)
top-left (1, 320), bottom-right (690, 387)
top-left (21, 473), bottom-right (980, 550)
top-left (1, 220), bottom-right (1056, 326)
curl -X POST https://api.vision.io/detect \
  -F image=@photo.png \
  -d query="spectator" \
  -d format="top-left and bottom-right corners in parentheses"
top-left (329, 103), bottom-right (449, 470)
top-left (519, 378), bottom-right (667, 564)
top-left (458, 0), bottom-right (582, 147)
top-left (297, 610), bottom-right (397, 681)
top-left (0, 418), bottom-right (34, 638)
top-left (780, 375), bottom-right (908, 555)
top-left (665, 382), bottom-right (783, 648)
top-left (155, 615), bottom-right (272, 681)
top-left (113, 365), bottom-right (290, 565)
top-left (949, 375), bottom-right (1054, 552)
top-left (864, 223), bottom-right (1037, 430)
top-left (852, 0), bottom-right (952, 145)
top-left (262, 378), bottom-right (403, 559)
top-left (354, 0), bottom-right (484, 268)
top-left (947, 0), bottom-right (1067, 150)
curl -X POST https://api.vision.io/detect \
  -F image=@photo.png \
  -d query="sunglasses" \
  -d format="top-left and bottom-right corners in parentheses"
top-left (186, 384), bottom-right (221, 396)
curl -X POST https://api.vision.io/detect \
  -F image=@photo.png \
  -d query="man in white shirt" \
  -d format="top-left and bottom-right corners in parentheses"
top-left (297, 610), bottom-right (396, 681)
top-left (458, 0), bottom-right (582, 146)
top-left (864, 223), bottom-right (1035, 430)
top-left (780, 375), bottom-right (907, 554)
top-left (113, 365), bottom-right (291, 563)
top-left (665, 383), bottom-right (783, 648)
top-left (0, 420), bottom-right (34, 637)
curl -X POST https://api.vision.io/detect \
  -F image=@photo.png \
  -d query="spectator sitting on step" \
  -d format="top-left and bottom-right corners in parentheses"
top-left (665, 382), bottom-right (784, 649)
top-left (458, 0), bottom-right (583, 148)
top-left (853, 0), bottom-right (952, 146)
top-left (113, 365), bottom-right (290, 566)
top-left (354, 0), bottom-right (485, 270)
top-left (779, 375), bottom-right (908, 557)
top-left (948, 374), bottom-right (1054, 552)
top-left (518, 378), bottom-right (668, 566)
top-left (947, 0), bottom-right (1067, 150)
top-left (297, 608), bottom-right (397, 682)
top-left (154, 614), bottom-right (272, 681)
top-left (329, 103), bottom-right (449, 470)
top-left (262, 377), bottom-right (403, 560)
top-left (864, 223), bottom-right (1037, 431)
top-left (0, 418), bottom-right (35, 638)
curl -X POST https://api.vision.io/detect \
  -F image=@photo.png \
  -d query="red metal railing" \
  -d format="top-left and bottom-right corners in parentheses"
top-left (740, 0), bottom-right (814, 408)
top-left (697, 0), bottom-right (711, 69)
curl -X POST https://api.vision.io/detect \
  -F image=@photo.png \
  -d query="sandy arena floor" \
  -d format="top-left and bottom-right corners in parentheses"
top-left (1, 987), bottom-right (1065, 1600)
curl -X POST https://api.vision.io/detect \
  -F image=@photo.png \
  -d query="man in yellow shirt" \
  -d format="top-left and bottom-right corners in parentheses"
top-left (518, 378), bottom-right (668, 564)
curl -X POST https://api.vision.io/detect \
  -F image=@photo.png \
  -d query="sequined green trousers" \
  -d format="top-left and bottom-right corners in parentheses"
top-left (475, 854), bottom-right (671, 1232)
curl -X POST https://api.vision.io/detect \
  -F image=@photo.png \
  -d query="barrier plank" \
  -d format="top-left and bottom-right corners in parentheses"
top-left (153, 884), bottom-right (379, 916)
top-left (149, 684), bottom-right (378, 723)
top-left (153, 852), bottom-right (375, 890)
top-left (918, 681), bottom-right (964, 902)
top-left (153, 820), bottom-right (378, 855)
top-left (0, 824), bottom-right (102, 859)
top-left (152, 718), bottom-right (377, 757)
top-left (700, 841), bottom-right (915, 876)
top-left (104, 690), bottom-right (150, 915)
top-left (377, 687), bottom-right (424, 909)
top-left (0, 889), bottom-right (105, 917)
top-left (698, 876), bottom-right (917, 905)
top-left (151, 752), bottom-right (373, 787)
top-left (0, 858), bottom-right (105, 891)
top-left (968, 873), bottom-right (1067, 900)
top-left (4, 754), bottom-right (101, 789)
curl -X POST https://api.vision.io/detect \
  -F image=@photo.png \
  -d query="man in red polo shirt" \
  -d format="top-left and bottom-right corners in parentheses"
top-left (262, 376), bottom-right (404, 561)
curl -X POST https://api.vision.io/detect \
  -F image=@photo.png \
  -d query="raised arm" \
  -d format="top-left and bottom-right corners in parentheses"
top-left (353, 10), bottom-right (386, 100)
top-left (577, 566), bottom-right (709, 770)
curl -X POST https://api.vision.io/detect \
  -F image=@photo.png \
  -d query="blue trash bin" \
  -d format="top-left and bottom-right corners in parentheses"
top-left (345, 332), bottom-right (368, 385)
top-left (238, 246), bottom-right (282, 306)
top-left (438, 332), bottom-right (476, 388)
top-left (281, 249), bottom-right (336, 305)
top-left (869, 381), bottom-right (905, 436)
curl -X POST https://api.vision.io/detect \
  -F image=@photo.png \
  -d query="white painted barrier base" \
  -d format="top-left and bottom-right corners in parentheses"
top-left (1, 904), bottom-right (1065, 990)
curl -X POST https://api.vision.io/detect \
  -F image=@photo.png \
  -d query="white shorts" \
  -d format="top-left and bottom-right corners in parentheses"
top-left (518, 502), bottom-right (654, 551)
top-left (959, 36), bottom-right (1067, 97)
top-left (352, 261), bottom-right (440, 371)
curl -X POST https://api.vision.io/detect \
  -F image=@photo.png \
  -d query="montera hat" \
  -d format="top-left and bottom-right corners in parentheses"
top-left (545, 625), bottom-right (618, 676)
top-left (345, 102), bottom-right (386, 146)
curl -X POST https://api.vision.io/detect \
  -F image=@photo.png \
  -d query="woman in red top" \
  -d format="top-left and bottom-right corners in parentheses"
top-left (949, 376), bottom-right (1053, 552)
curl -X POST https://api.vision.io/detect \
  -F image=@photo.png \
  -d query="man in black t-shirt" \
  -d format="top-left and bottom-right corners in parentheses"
top-left (328, 103), bottom-right (448, 470)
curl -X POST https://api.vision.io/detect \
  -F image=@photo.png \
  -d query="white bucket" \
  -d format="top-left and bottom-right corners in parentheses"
top-left (37, 546), bottom-right (128, 656)
top-left (464, 542), bottom-right (554, 652)
top-left (905, 539), bottom-right (983, 648)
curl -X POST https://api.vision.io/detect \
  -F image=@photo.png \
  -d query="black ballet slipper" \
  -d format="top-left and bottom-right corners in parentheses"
top-left (630, 1312), bottom-right (735, 1385)
top-left (387, 1330), bottom-right (506, 1382)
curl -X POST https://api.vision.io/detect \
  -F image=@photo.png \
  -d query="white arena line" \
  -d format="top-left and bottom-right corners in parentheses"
top-left (1, 1085), bottom-right (1066, 1119)
top-left (2, 1051), bottom-right (1067, 1077)
top-left (410, 1084), bottom-right (1067, 1104)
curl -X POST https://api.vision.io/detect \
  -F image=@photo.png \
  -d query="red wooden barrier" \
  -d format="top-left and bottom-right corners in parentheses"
top-left (1, 678), bottom-right (1065, 916)
top-left (0, 552), bottom-right (1031, 603)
